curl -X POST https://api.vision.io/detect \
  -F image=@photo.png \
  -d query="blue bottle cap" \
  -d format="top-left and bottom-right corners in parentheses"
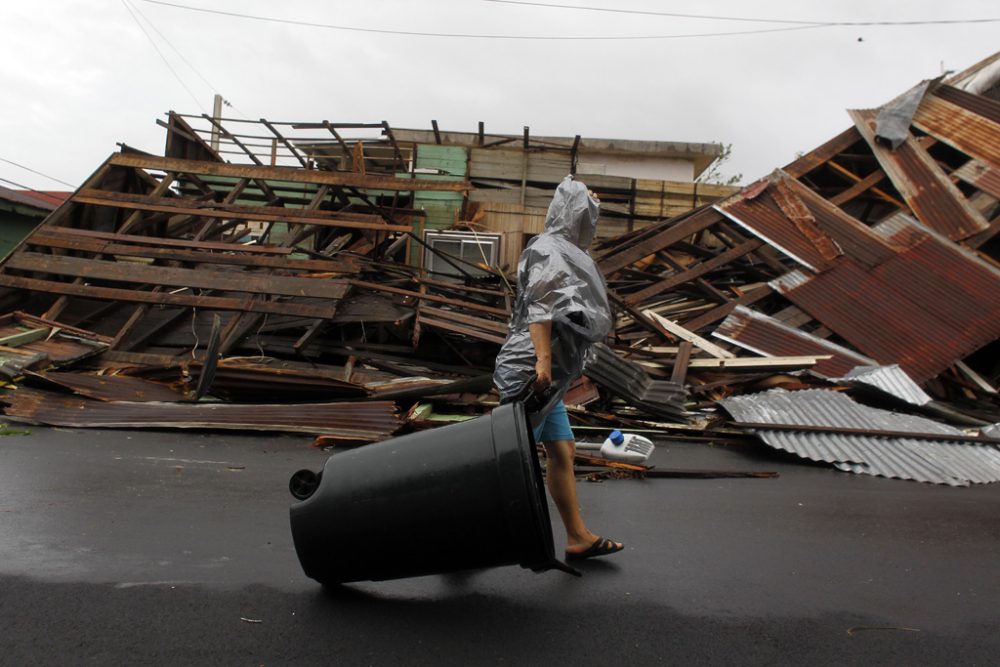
top-left (609, 430), bottom-right (624, 445)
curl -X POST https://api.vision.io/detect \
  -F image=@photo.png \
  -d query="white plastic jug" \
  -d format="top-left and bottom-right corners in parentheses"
top-left (600, 431), bottom-right (655, 464)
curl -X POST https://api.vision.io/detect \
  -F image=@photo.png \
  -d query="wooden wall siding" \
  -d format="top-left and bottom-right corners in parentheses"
top-left (469, 149), bottom-right (571, 183)
top-left (413, 144), bottom-right (466, 232)
top-left (634, 179), bottom-right (739, 219)
top-left (481, 203), bottom-right (546, 270)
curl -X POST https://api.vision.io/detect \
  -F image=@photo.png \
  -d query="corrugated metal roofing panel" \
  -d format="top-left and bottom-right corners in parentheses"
top-left (849, 108), bottom-right (989, 241)
top-left (913, 94), bottom-right (1000, 169)
top-left (29, 371), bottom-right (186, 402)
top-left (834, 365), bottom-right (933, 406)
top-left (933, 84), bottom-right (1000, 125)
top-left (1, 388), bottom-right (400, 439)
top-left (585, 343), bottom-right (687, 421)
top-left (720, 389), bottom-right (1000, 486)
top-left (769, 222), bottom-right (1000, 382)
top-left (0, 186), bottom-right (67, 212)
top-left (712, 306), bottom-right (876, 378)
top-left (717, 192), bottom-right (834, 272)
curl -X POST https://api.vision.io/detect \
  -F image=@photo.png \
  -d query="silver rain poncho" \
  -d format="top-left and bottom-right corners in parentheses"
top-left (494, 176), bottom-right (613, 425)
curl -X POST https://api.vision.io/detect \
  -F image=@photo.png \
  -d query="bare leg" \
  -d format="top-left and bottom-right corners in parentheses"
top-left (542, 439), bottom-right (622, 554)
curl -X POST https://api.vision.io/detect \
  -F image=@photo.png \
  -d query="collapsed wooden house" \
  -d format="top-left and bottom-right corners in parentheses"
top-left (0, 49), bottom-right (997, 484)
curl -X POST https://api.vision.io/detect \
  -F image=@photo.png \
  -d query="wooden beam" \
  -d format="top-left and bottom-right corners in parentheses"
top-left (108, 153), bottom-right (471, 192)
top-left (642, 310), bottom-right (734, 359)
top-left (681, 285), bottom-right (771, 332)
top-left (828, 166), bottom-right (889, 206)
top-left (72, 189), bottom-right (412, 232)
top-left (624, 239), bottom-right (762, 306)
top-left (37, 226), bottom-right (293, 254)
top-left (0, 275), bottom-right (338, 319)
top-left (670, 341), bottom-right (693, 384)
top-left (6, 252), bottom-right (350, 300)
top-left (350, 279), bottom-right (508, 317)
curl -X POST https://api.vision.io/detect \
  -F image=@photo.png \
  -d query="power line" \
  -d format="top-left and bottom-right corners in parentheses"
top-left (129, 0), bottom-right (217, 92)
top-left (481, 0), bottom-right (1000, 27)
top-left (140, 0), bottom-right (826, 40)
top-left (128, 0), bottom-right (251, 118)
top-left (122, 0), bottom-right (206, 112)
top-left (0, 157), bottom-right (74, 188)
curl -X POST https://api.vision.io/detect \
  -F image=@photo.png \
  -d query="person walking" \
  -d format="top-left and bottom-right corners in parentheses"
top-left (494, 175), bottom-right (623, 561)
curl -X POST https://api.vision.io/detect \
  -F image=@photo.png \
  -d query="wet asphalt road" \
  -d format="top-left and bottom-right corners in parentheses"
top-left (1, 425), bottom-right (999, 666)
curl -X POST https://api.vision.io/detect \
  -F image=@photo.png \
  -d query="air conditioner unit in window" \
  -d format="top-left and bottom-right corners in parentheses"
top-left (423, 231), bottom-right (501, 280)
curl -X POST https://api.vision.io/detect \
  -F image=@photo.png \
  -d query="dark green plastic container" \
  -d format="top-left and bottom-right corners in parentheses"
top-left (289, 401), bottom-right (557, 584)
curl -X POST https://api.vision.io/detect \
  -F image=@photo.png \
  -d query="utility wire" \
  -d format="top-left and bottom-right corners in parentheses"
top-left (0, 157), bottom-right (74, 188)
top-left (122, 0), bottom-right (206, 112)
top-left (128, 0), bottom-right (251, 119)
top-left (481, 0), bottom-right (1000, 27)
top-left (140, 0), bottom-right (827, 40)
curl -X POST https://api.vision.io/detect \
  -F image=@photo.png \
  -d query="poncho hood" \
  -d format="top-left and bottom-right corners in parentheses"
top-left (544, 176), bottom-right (600, 250)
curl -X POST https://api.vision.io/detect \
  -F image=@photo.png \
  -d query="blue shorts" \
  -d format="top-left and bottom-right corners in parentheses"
top-left (532, 400), bottom-right (575, 443)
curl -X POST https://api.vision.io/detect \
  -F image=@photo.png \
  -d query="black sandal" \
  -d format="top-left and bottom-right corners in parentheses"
top-left (565, 537), bottom-right (624, 560)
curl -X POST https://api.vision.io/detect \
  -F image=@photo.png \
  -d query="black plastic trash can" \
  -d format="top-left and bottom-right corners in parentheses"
top-left (289, 400), bottom-right (558, 585)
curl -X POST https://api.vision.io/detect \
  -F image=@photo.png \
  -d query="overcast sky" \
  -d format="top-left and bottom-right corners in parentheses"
top-left (1, 1), bottom-right (997, 192)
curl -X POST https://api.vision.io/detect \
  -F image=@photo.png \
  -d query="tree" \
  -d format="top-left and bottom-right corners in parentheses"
top-left (697, 142), bottom-right (742, 186)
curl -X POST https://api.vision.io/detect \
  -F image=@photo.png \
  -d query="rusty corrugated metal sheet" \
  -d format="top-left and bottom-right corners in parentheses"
top-left (834, 365), bottom-right (932, 406)
top-left (933, 84), bottom-right (1000, 125)
top-left (719, 172), bottom-right (898, 271)
top-left (1, 388), bottom-right (400, 439)
top-left (849, 108), bottom-right (989, 241)
top-left (913, 94), bottom-right (1000, 168)
top-left (712, 306), bottom-right (876, 378)
top-left (769, 220), bottom-right (1000, 382)
top-left (953, 160), bottom-right (1000, 200)
top-left (717, 189), bottom-right (835, 273)
top-left (28, 372), bottom-right (186, 402)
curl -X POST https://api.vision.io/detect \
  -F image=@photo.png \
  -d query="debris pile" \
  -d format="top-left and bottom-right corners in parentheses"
top-left (0, 50), bottom-right (998, 485)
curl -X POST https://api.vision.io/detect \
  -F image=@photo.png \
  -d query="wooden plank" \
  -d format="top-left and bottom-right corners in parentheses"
top-left (598, 207), bottom-right (722, 274)
top-left (108, 153), bottom-right (471, 192)
top-left (27, 233), bottom-right (359, 273)
top-left (416, 315), bottom-right (507, 345)
top-left (0, 275), bottom-right (338, 319)
top-left (0, 328), bottom-right (48, 347)
top-left (828, 167), bottom-right (889, 206)
top-left (685, 355), bottom-right (826, 369)
top-left (6, 252), bottom-right (349, 300)
top-left (642, 310), bottom-right (735, 359)
top-left (682, 285), bottom-right (772, 333)
top-left (35, 226), bottom-right (293, 254)
top-left (624, 238), bottom-right (762, 306)
top-left (420, 305), bottom-right (508, 334)
top-left (350, 280), bottom-right (508, 317)
top-left (670, 340), bottom-right (693, 384)
top-left (72, 189), bottom-right (411, 232)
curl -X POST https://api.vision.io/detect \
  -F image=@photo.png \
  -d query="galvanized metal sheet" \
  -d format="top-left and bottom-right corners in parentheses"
top-left (834, 365), bottom-right (932, 406)
top-left (721, 389), bottom-right (1000, 486)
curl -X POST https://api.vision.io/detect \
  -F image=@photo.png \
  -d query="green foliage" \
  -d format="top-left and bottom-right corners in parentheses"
top-left (697, 142), bottom-right (743, 186)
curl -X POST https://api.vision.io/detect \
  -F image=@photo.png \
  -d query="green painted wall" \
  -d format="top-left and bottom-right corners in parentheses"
top-left (0, 211), bottom-right (43, 260)
top-left (411, 144), bottom-right (467, 231)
